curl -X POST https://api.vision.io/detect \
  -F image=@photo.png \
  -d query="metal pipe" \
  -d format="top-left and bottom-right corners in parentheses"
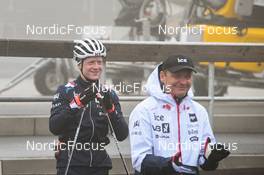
top-left (208, 62), bottom-right (215, 127)
top-left (0, 160), bottom-right (2, 175)
top-left (1, 96), bottom-right (264, 102)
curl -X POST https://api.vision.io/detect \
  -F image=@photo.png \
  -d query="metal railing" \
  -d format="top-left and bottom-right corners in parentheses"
top-left (0, 96), bottom-right (264, 102)
top-left (1, 39), bottom-right (264, 61)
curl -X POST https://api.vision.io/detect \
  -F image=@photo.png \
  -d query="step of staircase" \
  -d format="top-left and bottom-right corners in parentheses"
top-left (0, 113), bottom-right (264, 136)
top-left (0, 134), bottom-right (264, 174)
top-left (0, 100), bottom-right (264, 135)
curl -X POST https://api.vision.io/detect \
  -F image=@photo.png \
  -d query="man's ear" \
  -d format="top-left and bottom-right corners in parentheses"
top-left (159, 70), bottom-right (166, 84)
top-left (78, 63), bottom-right (82, 72)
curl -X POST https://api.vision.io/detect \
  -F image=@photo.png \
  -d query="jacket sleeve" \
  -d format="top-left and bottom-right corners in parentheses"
top-left (49, 85), bottom-right (76, 136)
top-left (108, 90), bottom-right (128, 141)
top-left (198, 107), bottom-right (218, 170)
top-left (129, 105), bottom-right (173, 175)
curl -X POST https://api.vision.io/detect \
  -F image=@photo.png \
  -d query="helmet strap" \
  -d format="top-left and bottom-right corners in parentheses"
top-left (80, 61), bottom-right (88, 81)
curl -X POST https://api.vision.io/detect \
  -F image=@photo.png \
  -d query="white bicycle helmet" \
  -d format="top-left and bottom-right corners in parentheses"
top-left (73, 38), bottom-right (106, 64)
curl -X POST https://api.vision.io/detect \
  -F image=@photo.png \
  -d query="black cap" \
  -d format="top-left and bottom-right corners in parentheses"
top-left (161, 55), bottom-right (197, 73)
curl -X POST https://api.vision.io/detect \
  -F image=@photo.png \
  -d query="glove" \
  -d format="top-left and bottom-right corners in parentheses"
top-left (171, 152), bottom-right (198, 174)
top-left (203, 138), bottom-right (230, 163)
top-left (100, 90), bottom-right (115, 113)
top-left (200, 137), bottom-right (230, 170)
top-left (74, 84), bottom-right (98, 107)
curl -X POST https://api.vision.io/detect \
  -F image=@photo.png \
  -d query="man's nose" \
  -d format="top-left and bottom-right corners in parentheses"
top-left (178, 77), bottom-right (188, 84)
top-left (93, 62), bottom-right (101, 69)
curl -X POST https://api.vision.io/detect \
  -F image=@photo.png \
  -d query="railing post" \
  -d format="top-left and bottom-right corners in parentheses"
top-left (0, 160), bottom-right (3, 175)
top-left (142, 19), bottom-right (151, 41)
top-left (208, 62), bottom-right (215, 128)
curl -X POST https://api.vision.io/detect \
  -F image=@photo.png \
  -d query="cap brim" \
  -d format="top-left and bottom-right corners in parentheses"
top-left (167, 66), bottom-right (197, 73)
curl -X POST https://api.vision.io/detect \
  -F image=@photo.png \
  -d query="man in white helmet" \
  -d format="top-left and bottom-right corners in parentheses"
top-left (49, 38), bottom-right (128, 175)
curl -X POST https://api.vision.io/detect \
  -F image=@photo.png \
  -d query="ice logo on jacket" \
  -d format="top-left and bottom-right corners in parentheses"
top-left (189, 113), bottom-right (197, 122)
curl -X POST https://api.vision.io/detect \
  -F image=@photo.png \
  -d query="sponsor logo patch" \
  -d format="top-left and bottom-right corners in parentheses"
top-left (189, 113), bottom-right (197, 122)
top-left (190, 136), bottom-right (199, 142)
top-left (188, 129), bottom-right (198, 135)
top-left (154, 113), bottom-right (164, 121)
top-left (162, 123), bottom-right (170, 133)
top-left (153, 123), bottom-right (170, 133)
top-left (133, 120), bottom-right (140, 128)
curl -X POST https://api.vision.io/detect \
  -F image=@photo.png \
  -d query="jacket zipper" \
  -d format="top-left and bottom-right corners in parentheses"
top-left (176, 103), bottom-right (182, 162)
top-left (89, 101), bottom-right (95, 167)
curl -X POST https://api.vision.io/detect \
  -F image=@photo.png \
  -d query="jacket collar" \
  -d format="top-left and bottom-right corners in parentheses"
top-left (76, 76), bottom-right (99, 89)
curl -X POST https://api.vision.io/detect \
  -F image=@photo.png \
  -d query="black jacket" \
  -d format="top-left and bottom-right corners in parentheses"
top-left (49, 76), bottom-right (128, 168)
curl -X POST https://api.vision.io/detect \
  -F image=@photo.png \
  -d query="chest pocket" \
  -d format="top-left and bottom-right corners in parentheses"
top-left (91, 101), bottom-right (109, 137)
top-left (81, 106), bottom-right (92, 127)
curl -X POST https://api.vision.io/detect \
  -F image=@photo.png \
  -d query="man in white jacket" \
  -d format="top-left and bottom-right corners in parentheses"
top-left (129, 55), bottom-right (229, 175)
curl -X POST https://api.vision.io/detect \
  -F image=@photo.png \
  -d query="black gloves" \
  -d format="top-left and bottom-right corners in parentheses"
top-left (201, 137), bottom-right (230, 170)
top-left (98, 90), bottom-right (115, 113)
top-left (207, 144), bottom-right (230, 162)
top-left (73, 84), bottom-right (115, 113)
top-left (74, 84), bottom-right (98, 107)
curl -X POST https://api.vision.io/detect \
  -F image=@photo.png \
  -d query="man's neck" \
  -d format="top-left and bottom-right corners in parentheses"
top-left (78, 75), bottom-right (98, 88)
top-left (174, 94), bottom-right (187, 104)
